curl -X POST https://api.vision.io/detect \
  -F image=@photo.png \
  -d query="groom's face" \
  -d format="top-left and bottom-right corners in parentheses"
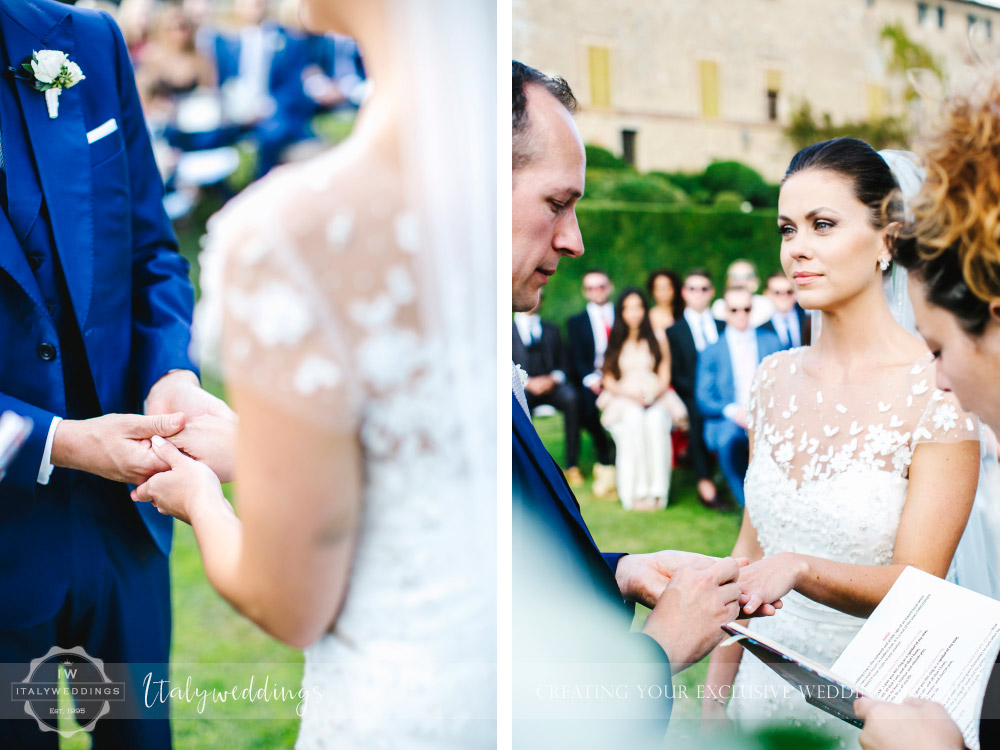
top-left (512, 85), bottom-right (586, 312)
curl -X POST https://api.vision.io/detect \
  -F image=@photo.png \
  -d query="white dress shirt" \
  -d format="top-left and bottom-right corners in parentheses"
top-left (723, 327), bottom-right (759, 420)
top-left (513, 313), bottom-right (565, 384)
top-left (684, 307), bottom-right (720, 352)
top-left (582, 302), bottom-right (613, 388)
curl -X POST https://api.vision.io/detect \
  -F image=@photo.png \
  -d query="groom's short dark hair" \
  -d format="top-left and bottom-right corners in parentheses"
top-left (512, 61), bottom-right (577, 170)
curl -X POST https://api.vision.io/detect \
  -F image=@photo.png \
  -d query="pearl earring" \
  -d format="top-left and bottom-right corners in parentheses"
top-left (879, 257), bottom-right (890, 271)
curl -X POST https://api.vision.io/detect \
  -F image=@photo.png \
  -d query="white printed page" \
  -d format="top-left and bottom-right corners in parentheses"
top-left (832, 566), bottom-right (1000, 750)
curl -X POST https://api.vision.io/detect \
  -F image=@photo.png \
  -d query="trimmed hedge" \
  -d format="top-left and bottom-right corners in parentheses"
top-left (538, 202), bottom-right (782, 329)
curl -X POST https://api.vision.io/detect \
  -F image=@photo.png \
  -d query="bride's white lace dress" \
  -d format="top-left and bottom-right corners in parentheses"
top-left (196, 144), bottom-right (496, 748)
top-left (728, 348), bottom-right (978, 745)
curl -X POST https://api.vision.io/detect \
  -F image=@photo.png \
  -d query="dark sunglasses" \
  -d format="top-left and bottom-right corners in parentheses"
top-left (769, 289), bottom-right (795, 296)
top-left (729, 306), bottom-right (752, 313)
top-left (685, 285), bottom-right (711, 292)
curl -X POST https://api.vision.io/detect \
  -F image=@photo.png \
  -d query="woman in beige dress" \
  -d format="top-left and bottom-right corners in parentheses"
top-left (598, 288), bottom-right (673, 510)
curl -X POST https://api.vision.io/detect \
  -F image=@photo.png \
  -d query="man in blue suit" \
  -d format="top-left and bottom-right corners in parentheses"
top-left (0, 2), bottom-right (232, 746)
top-left (697, 288), bottom-right (782, 507)
top-left (213, 0), bottom-right (317, 176)
top-left (512, 61), bottom-right (752, 749)
top-left (757, 270), bottom-right (810, 350)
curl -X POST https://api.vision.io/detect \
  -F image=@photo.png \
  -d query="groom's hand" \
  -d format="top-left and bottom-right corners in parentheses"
top-left (641, 557), bottom-right (743, 671)
top-left (145, 370), bottom-right (237, 422)
top-left (617, 551), bottom-right (772, 611)
top-left (50, 413), bottom-right (186, 485)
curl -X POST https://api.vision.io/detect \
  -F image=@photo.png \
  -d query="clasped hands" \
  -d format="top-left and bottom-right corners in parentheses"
top-left (51, 370), bottom-right (237, 523)
top-left (615, 550), bottom-right (784, 670)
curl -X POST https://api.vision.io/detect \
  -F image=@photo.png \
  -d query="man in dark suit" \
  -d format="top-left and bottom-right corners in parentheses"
top-left (565, 269), bottom-right (615, 490)
top-left (667, 268), bottom-right (725, 508)
top-left (697, 288), bottom-right (782, 507)
top-left (757, 270), bottom-right (811, 349)
top-left (512, 60), bottom-right (754, 749)
top-left (0, 3), bottom-right (233, 745)
top-left (513, 298), bottom-right (581, 471)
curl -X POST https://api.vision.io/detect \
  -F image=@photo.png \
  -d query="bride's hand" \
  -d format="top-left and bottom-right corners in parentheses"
top-left (131, 435), bottom-right (227, 526)
top-left (738, 552), bottom-right (807, 615)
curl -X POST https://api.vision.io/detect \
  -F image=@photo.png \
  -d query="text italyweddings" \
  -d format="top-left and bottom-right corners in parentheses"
top-left (144, 673), bottom-right (321, 716)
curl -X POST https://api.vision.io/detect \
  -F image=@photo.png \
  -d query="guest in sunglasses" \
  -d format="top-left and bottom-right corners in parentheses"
top-left (758, 271), bottom-right (811, 349)
top-left (696, 288), bottom-right (781, 507)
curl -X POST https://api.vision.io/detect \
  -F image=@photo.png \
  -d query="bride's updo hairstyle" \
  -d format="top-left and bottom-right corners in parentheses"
top-left (783, 137), bottom-right (904, 233)
top-left (894, 82), bottom-right (1000, 335)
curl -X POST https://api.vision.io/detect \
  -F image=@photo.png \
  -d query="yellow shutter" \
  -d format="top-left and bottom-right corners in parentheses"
top-left (867, 83), bottom-right (887, 118)
top-left (700, 60), bottom-right (719, 118)
top-left (588, 46), bottom-right (611, 108)
top-left (766, 69), bottom-right (782, 92)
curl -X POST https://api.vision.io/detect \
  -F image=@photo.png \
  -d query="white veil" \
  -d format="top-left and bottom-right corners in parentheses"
top-left (879, 149), bottom-right (1000, 601)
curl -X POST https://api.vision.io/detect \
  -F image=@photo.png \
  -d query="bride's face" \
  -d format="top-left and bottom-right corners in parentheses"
top-left (909, 275), bottom-right (1000, 432)
top-left (777, 169), bottom-right (891, 312)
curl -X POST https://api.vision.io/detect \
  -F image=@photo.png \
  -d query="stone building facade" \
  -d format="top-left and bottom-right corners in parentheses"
top-left (513, 0), bottom-right (1000, 179)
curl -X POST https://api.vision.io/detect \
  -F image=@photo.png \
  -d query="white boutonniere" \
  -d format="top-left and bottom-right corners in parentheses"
top-left (514, 363), bottom-right (528, 388)
top-left (23, 50), bottom-right (85, 119)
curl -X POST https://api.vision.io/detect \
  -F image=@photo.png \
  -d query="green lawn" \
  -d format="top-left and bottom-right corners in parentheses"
top-left (532, 414), bottom-right (838, 749)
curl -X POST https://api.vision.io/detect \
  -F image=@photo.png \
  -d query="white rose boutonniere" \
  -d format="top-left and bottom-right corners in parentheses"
top-left (23, 50), bottom-right (85, 119)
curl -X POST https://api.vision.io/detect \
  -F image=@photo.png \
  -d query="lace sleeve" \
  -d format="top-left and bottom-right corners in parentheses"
top-left (195, 177), bottom-right (363, 433)
top-left (747, 351), bottom-right (781, 437)
top-left (913, 389), bottom-right (980, 447)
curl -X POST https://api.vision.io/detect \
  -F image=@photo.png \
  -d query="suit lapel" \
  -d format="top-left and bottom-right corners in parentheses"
top-left (0, 204), bottom-right (43, 308)
top-left (512, 394), bottom-right (600, 547)
top-left (2, 9), bottom-right (94, 328)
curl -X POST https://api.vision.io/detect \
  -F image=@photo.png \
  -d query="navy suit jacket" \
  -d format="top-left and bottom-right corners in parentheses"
top-left (566, 309), bottom-right (610, 388)
top-left (696, 329), bottom-right (781, 446)
top-left (0, 1), bottom-right (196, 626)
top-left (666, 315), bottom-right (725, 403)
top-left (214, 23), bottom-right (315, 136)
top-left (757, 303), bottom-right (810, 349)
top-left (513, 394), bottom-right (671, 746)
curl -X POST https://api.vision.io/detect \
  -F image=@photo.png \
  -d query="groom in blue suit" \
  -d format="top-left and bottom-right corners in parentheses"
top-left (512, 62), bottom-right (751, 749)
top-left (0, 2), bottom-right (232, 746)
top-left (697, 288), bottom-right (782, 507)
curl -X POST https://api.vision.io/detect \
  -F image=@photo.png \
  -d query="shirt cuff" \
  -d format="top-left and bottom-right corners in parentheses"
top-left (551, 370), bottom-right (566, 385)
top-left (37, 416), bottom-right (61, 486)
top-left (582, 372), bottom-right (601, 389)
top-left (723, 403), bottom-right (740, 421)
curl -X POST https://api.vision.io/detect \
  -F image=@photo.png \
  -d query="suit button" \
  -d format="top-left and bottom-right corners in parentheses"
top-left (45, 302), bottom-right (57, 315)
top-left (27, 255), bottom-right (41, 271)
top-left (37, 343), bottom-right (56, 361)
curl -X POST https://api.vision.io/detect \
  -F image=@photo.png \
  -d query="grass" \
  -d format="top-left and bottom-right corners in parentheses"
top-left (532, 414), bottom-right (837, 749)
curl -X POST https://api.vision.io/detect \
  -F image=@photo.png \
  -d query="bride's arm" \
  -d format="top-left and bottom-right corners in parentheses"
top-left (739, 439), bottom-right (979, 618)
top-left (208, 383), bottom-right (361, 648)
top-left (136, 383), bottom-right (362, 649)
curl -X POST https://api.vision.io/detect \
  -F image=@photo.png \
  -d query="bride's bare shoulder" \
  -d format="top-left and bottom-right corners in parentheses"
top-left (211, 141), bottom-right (403, 244)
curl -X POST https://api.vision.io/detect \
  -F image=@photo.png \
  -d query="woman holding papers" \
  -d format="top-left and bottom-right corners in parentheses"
top-left (702, 137), bottom-right (982, 741)
top-left (853, 81), bottom-right (1000, 750)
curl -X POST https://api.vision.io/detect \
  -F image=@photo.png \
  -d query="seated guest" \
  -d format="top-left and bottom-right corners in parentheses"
top-left (566, 270), bottom-right (616, 493)
top-left (711, 259), bottom-right (774, 327)
top-left (758, 271), bottom-right (810, 349)
top-left (512, 299), bottom-right (580, 479)
top-left (697, 288), bottom-right (781, 507)
top-left (597, 289), bottom-right (673, 511)
top-left (667, 269), bottom-right (724, 508)
top-left (213, 0), bottom-right (317, 175)
top-left (303, 33), bottom-right (368, 112)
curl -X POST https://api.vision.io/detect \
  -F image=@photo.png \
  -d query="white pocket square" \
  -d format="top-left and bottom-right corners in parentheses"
top-left (87, 118), bottom-right (118, 145)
